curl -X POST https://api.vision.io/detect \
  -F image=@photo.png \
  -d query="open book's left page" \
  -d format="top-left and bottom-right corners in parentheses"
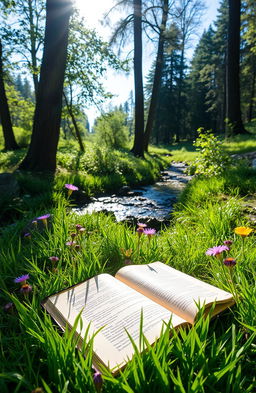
top-left (43, 274), bottom-right (186, 372)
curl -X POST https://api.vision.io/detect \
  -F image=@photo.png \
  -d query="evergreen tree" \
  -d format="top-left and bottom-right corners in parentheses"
top-left (226, 0), bottom-right (248, 135)
top-left (241, 0), bottom-right (256, 122)
top-left (188, 27), bottom-right (218, 133)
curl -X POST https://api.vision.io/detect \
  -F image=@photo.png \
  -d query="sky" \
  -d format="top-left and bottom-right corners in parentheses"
top-left (74, 0), bottom-right (220, 127)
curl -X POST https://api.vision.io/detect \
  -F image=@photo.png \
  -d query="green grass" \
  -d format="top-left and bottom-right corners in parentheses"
top-left (223, 134), bottom-right (256, 155)
top-left (0, 136), bottom-right (256, 392)
top-left (0, 165), bottom-right (256, 391)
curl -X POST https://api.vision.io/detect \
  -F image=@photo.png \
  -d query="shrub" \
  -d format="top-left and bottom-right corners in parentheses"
top-left (193, 128), bottom-right (231, 176)
top-left (94, 110), bottom-right (129, 149)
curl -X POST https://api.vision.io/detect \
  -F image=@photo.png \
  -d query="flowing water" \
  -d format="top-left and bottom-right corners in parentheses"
top-left (74, 162), bottom-right (191, 225)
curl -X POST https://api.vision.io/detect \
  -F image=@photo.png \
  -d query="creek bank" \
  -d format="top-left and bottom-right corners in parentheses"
top-left (73, 162), bottom-right (192, 229)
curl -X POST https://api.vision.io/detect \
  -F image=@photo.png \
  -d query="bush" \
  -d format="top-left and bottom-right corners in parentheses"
top-left (94, 110), bottom-right (129, 149)
top-left (193, 128), bottom-right (231, 176)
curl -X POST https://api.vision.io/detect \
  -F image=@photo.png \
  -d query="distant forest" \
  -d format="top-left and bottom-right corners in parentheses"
top-left (0, 0), bottom-right (255, 170)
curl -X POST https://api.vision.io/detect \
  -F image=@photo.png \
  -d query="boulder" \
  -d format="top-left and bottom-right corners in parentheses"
top-left (117, 186), bottom-right (131, 196)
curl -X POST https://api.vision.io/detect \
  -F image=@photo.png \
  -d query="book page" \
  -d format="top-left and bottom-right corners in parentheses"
top-left (115, 262), bottom-right (234, 324)
top-left (43, 274), bottom-right (186, 372)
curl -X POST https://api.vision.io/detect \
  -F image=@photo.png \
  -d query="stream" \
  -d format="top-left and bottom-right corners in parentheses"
top-left (74, 162), bottom-right (192, 227)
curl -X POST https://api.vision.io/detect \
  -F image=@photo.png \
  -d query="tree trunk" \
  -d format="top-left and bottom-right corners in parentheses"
top-left (63, 91), bottom-right (85, 152)
top-left (176, 42), bottom-right (185, 143)
top-left (248, 65), bottom-right (255, 122)
top-left (144, 0), bottom-right (168, 152)
top-left (131, 0), bottom-right (144, 158)
top-left (19, 0), bottom-right (73, 172)
top-left (226, 0), bottom-right (248, 135)
top-left (0, 40), bottom-right (19, 151)
top-left (28, 0), bottom-right (39, 95)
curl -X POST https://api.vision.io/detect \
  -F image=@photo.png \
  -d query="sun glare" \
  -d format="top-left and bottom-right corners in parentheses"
top-left (74, 0), bottom-right (114, 28)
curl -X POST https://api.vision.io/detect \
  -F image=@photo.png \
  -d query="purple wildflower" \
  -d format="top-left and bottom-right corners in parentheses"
top-left (24, 232), bottom-right (31, 239)
top-left (37, 213), bottom-right (50, 228)
top-left (14, 274), bottom-right (30, 283)
top-left (137, 222), bottom-right (147, 228)
top-left (75, 224), bottom-right (83, 231)
top-left (20, 284), bottom-right (32, 294)
top-left (49, 256), bottom-right (59, 263)
top-left (66, 241), bottom-right (76, 246)
top-left (223, 257), bottom-right (237, 267)
top-left (37, 213), bottom-right (50, 221)
top-left (93, 371), bottom-right (103, 393)
top-left (65, 184), bottom-right (79, 191)
top-left (144, 228), bottom-right (156, 237)
top-left (65, 184), bottom-right (79, 197)
top-left (224, 240), bottom-right (233, 246)
top-left (206, 245), bottom-right (229, 257)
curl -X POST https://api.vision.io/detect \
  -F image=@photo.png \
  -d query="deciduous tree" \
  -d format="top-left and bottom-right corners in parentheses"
top-left (19, 0), bottom-right (73, 172)
top-left (0, 39), bottom-right (19, 150)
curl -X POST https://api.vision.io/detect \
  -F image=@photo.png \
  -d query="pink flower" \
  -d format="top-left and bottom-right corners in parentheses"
top-left (37, 213), bottom-right (50, 221)
top-left (49, 256), bottom-right (59, 263)
top-left (37, 214), bottom-right (50, 227)
top-left (65, 184), bottom-right (79, 197)
top-left (206, 245), bottom-right (229, 257)
top-left (137, 222), bottom-right (147, 228)
top-left (65, 184), bottom-right (79, 191)
top-left (144, 228), bottom-right (156, 237)
top-left (66, 241), bottom-right (76, 246)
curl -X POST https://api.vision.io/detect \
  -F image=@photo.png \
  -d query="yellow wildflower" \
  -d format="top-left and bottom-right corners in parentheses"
top-left (234, 226), bottom-right (253, 237)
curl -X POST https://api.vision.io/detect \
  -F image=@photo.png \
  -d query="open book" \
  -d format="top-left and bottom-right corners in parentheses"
top-left (42, 262), bottom-right (234, 374)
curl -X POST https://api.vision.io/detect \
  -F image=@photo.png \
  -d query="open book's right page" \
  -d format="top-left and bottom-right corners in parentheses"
top-left (115, 262), bottom-right (234, 324)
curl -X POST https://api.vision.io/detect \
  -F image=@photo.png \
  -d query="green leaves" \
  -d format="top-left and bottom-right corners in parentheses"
top-left (193, 128), bottom-right (231, 176)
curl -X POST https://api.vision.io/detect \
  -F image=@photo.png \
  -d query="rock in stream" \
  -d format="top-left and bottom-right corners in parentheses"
top-left (73, 162), bottom-right (192, 228)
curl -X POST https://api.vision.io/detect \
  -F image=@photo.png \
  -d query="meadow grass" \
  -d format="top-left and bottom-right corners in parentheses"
top-left (1, 171), bottom-right (256, 392)
top-left (0, 136), bottom-right (256, 392)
